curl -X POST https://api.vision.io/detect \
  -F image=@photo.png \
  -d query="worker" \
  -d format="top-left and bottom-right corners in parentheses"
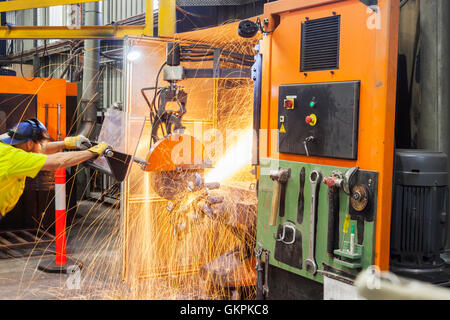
top-left (0, 118), bottom-right (109, 219)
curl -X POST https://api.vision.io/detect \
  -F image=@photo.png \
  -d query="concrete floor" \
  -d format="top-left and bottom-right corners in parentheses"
top-left (0, 200), bottom-right (124, 300)
top-left (0, 196), bottom-right (256, 300)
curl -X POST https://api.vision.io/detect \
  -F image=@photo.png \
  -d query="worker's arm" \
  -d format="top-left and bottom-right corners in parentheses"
top-left (41, 141), bottom-right (65, 154)
top-left (40, 142), bottom-right (109, 171)
top-left (41, 135), bottom-right (92, 155)
top-left (40, 150), bottom-right (95, 171)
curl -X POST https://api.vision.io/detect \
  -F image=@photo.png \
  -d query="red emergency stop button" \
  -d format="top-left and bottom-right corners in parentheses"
top-left (305, 114), bottom-right (317, 126)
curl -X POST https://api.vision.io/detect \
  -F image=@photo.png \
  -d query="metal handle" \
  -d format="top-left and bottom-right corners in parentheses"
top-left (104, 149), bottom-right (114, 157)
top-left (275, 222), bottom-right (296, 245)
top-left (303, 136), bottom-right (315, 157)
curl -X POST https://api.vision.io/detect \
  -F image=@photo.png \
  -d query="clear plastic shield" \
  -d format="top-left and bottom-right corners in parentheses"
top-left (94, 109), bottom-right (146, 179)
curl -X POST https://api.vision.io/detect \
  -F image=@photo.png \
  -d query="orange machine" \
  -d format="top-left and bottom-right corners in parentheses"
top-left (0, 75), bottom-right (77, 231)
top-left (254, 0), bottom-right (399, 299)
top-left (0, 76), bottom-right (75, 140)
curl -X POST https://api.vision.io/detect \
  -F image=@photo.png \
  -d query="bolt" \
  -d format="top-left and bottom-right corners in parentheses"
top-left (353, 192), bottom-right (362, 201)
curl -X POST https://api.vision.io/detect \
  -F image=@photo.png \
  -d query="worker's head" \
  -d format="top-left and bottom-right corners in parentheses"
top-left (0, 119), bottom-right (50, 153)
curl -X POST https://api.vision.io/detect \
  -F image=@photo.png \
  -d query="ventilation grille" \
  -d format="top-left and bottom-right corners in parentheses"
top-left (391, 185), bottom-right (444, 259)
top-left (397, 186), bottom-right (428, 255)
top-left (300, 15), bottom-right (341, 72)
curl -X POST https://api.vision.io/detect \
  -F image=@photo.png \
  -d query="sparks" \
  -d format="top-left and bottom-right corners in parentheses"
top-left (204, 130), bottom-right (253, 183)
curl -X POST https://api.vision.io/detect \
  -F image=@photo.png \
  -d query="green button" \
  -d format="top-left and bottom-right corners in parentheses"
top-left (309, 101), bottom-right (315, 107)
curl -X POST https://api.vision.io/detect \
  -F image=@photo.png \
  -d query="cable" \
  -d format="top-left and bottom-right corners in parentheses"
top-left (143, 61), bottom-right (167, 149)
top-left (60, 46), bottom-right (84, 79)
top-left (180, 58), bottom-right (214, 62)
top-left (100, 51), bottom-right (122, 61)
top-left (151, 62), bottom-right (167, 116)
top-left (400, 0), bottom-right (409, 8)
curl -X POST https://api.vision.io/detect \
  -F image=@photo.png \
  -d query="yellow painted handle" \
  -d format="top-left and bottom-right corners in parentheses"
top-left (269, 180), bottom-right (281, 226)
top-left (343, 215), bottom-right (351, 234)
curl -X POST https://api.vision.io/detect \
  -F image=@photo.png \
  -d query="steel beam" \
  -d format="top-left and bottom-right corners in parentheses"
top-left (0, 0), bottom-right (103, 13)
top-left (0, 0), bottom-right (154, 39)
top-left (0, 25), bottom-right (147, 39)
top-left (158, 0), bottom-right (176, 36)
top-left (145, 0), bottom-right (154, 36)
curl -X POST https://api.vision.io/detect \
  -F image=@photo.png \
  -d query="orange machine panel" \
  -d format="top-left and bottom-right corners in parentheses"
top-left (0, 76), bottom-right (69, 140)
top-left (260, 0), bottom-right (399, 270)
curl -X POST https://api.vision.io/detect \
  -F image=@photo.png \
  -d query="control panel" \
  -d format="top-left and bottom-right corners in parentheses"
top-left (278, 81), bottom-right (360, 159)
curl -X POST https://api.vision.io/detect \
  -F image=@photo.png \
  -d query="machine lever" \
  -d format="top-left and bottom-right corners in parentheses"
top-left (303, 136), bottom-right (315, 156)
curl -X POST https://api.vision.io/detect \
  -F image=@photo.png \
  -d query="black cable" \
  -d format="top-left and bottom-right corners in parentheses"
top-left (181, 49), bottom-right (215, 54)
top-left (157, 89), bottom-right (167, 137)
top-left (182, 44), bottom-right (213, 50)
top-left (100, 51), bottom-right (122, 61)
top-left (180, 53), bottom-right (214, 58)
top-left (151, 62), bottom-right (167, 114)
top-left (180, 58), bottom-right (215, 62)
top-left (221, 58), bottom-right (254, 67)
top-left (148, 61), bottom-right (167, 148)
top-left (151, 88), bottom-right (162, 123)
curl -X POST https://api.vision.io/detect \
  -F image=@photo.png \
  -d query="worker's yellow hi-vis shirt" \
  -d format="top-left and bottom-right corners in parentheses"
top-left (0, 142), bottom-right (47, 216)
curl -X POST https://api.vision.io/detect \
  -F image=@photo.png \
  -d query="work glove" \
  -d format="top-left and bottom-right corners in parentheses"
top-left (64, 135), bottom-right (91, 150)
top-left (88, 142), bottom-right (109, 159)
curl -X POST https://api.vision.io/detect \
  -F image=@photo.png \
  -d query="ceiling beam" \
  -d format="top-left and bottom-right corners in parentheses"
top-left (0, 25), bottom-right (147, 39)
top-left (0, 0), bottom-right (103, 13)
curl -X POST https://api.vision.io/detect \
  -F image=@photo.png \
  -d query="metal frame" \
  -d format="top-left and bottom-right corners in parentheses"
top-left (0, 229), bottom-right (55, 252)
top-left (0, 0), bottom-right (175, 39)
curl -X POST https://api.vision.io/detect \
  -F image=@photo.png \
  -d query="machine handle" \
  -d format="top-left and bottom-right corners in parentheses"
top-left (270, 180), bottom-right (282, 226)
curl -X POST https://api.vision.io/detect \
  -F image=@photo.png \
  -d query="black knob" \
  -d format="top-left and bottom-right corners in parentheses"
top-left (238, 20), bottom-right (259, 38)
